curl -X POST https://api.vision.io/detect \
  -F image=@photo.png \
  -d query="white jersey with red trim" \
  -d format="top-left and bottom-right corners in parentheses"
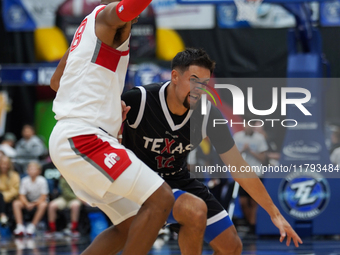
top-left (53, 5), bottom-right (130, 137)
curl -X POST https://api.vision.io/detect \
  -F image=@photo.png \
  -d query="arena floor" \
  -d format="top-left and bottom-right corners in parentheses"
top-left (1, 234), bottom-right (340, 255)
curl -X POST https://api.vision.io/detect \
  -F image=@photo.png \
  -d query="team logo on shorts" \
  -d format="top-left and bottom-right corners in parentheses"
top-left (118, 5), bottom-right (124, 13)
top-left (278, 172), bottom-right (330, 220)
top-left (104, 153), bottom-right (121, 169)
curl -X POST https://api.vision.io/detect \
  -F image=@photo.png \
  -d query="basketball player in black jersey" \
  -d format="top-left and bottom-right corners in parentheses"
top-left (120, 48), bottom-right (303, 254)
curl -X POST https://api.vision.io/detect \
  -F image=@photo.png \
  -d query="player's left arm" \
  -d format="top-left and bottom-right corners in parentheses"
top-left (207, 105), bottom-right (302, 247)
top-left (50, 48), bottom-right (70, 92)
top-left (121, 87), bottom-right (143, 125)
top-left (219, 147), bottom-right (302, 247)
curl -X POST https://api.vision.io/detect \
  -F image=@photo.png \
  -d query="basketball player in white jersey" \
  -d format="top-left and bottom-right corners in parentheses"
top-left (49, 1), bottom-right (175, 254)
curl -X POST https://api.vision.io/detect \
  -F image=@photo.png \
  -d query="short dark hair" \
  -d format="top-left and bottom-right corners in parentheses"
top-left (171, 48), bottom-right (216, 74)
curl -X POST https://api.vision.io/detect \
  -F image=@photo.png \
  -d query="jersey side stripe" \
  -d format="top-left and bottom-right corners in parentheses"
top-left (69, 134), bottom-right (132, 181)
top-left (129, 86), bottom-right (147, 129)
top-left (91, 39), bottom-right (129, 72)
top-left (202, 101), bottom-right (211, 139)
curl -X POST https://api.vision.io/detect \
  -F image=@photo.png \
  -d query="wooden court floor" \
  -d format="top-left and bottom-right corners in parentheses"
top-left (1, 234), bottom-right (340, 255)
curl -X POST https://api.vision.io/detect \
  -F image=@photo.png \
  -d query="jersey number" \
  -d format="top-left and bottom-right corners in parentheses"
top-left (70, 18), bottom-right (88, 52)
top-left (155, 156), bottom-right (175, 169)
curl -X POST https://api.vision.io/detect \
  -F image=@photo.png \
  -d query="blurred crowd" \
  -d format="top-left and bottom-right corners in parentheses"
top-left (0, 124), bottom-right (101, 239)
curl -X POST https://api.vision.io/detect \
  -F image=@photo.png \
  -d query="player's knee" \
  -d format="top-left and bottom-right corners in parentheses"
top-left (231, 235), bottom-right (243, 255)
top-left (219, 234), bottom-right (242, 254)
top-left (211, 228), bottom-right (242, 255)
top-left (115, 217), bottom-right (134, 238)
top-left (150, 183), bottom-right (175, 211)
top-left (185, 198), bottom-right (207, 227)
top-left (161, 185), bottom-right (175, 210)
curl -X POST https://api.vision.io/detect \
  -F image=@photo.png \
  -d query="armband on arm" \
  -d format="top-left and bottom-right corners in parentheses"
top-left (115, 0), bottom-right (152, 22)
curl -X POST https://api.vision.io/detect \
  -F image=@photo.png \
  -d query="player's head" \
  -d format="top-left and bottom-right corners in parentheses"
top-left (171, 48), bottom-right (215, 75)
top-left (170, 48), bottom-right (215, 109)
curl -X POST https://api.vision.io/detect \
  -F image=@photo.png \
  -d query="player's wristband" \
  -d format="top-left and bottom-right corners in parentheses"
top-left (116, 0), bottom-right (152, 22)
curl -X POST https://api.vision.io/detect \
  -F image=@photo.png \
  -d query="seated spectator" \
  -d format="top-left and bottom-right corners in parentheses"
top-left (0, 132), bottom-right (17, 159)
top-left (12, 161), bottom-right (49, 236)
top-left (253, 121), bottom-right (280, 166)
top-left (15, 124), bottom-right (48, 172)
top-left (330, 147), bottom-right (340, 167)
top-left (0, 155), bottom-right (20, 226)
top-left (330, 125), bottom-right (340, 155)
top-left (46, 176), bottom-right (82, 238)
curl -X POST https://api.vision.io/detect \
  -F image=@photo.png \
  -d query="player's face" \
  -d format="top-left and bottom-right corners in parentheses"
top-left (178, 65), bottom-right (211, 109)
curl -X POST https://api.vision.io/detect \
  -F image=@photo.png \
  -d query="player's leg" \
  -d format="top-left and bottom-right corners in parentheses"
top-left (81, 214), bottom-right (135, 255)
top-left (84, 182), bottom-right (174, 255)
top-left (170, 190), bottom-right (207, 255)
top-left (176, 179), bottom-right (242, 254)
top-left (50, 124), bottom-right (174, 255)
top-left (209, 225), bottom-right (242, 255)
top-left (108, 160), bottom-right (174, 255)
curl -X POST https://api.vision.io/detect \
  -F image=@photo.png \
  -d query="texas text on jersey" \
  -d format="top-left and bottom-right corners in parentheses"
top-left (122, 82), bottom-right (234, 179)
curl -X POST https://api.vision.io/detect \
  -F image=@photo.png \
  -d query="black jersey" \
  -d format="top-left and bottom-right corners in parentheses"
top-left (122, 82), bottom-right (235, 179)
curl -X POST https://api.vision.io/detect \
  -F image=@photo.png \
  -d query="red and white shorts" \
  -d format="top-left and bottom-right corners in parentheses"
top-left (49, 119), bottom-right (164, 225)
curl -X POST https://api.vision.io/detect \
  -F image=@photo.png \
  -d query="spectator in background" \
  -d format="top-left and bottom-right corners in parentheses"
top-left (233, 119), bottom-right (268, 235)
top-left (253, 121), bottom-right (281, 166)
top-left (12, 161), bottom-right (49, 236)
top-left (0, 155), bottom-right (20, 226)
top-left (15, 125), bottom-right (48, 172)
top-left (329, 126), bottom-right (340, 167)
top-left (187, 138), bottom-right (227, 202)
top-left (0, 132), bottom-right (17, 159)
top-left (330, 126), bottom-right (340, 154)
top-left (46, 176), bottom-right (82, 238)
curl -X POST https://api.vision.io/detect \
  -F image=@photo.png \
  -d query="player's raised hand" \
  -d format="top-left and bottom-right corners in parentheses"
top-left (271, 213), bottom-right (303, 247)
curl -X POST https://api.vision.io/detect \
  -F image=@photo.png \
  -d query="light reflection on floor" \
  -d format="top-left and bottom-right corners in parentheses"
top-left (1, 234), bottom-right (340, 255)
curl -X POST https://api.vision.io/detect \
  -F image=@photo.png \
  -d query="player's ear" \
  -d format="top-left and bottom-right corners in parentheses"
top-left (171, 69), bottom-right (179, 84)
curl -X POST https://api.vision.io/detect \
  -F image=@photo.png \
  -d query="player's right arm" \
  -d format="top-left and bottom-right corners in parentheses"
top-left (95, 0), bottom-right (152, 46)
top-left (50, 48), bottom-right (70, 92)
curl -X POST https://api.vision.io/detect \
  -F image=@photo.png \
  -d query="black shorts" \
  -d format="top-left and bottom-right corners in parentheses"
top-left (164, 172), bottom-right (233, 243)
top-left (166, 177), bottom-right (224, 219)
